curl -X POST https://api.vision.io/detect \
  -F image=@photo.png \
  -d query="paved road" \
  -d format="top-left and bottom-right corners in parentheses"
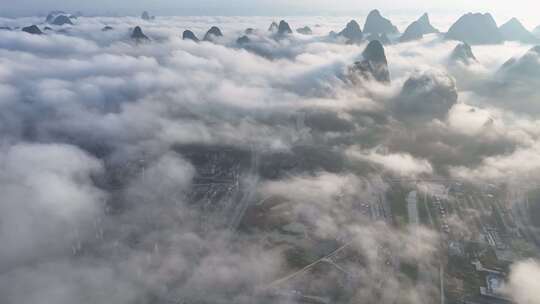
top-left (409, 190), bottom-right (442, 304)
top-left (229, 147), bottom-right (259, 230)
top-left (264, 242), bottom-right (352, 290)
top-left (407, 191), bottom-right (419, 225)
top-left (440, 264), bottom-right (445, 304)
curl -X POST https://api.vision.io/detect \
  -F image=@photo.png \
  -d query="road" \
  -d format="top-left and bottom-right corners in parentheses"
top-left (229, 147), bottom-right (260, 230)
top-left (440, 264), bottom-right (445, 304)
top-left (413, 189), bottom-right (445, 304)
top-left (407, 190), bottom-right (430, 304)
top-left (263, 242), bottom-right (352, 290)
top-left (407, 191), bottom-right (419, 225)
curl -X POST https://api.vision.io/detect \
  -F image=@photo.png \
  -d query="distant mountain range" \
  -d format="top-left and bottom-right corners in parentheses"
top-left (7, 9), bottom-right (540, 50)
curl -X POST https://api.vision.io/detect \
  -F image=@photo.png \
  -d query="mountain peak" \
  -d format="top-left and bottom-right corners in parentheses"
top-left (364, 9), bottom-right (399, 35)
top-left (416, 13), bottom-right (439, 33)
top-left (529, 45), bottom-right (540, 55)
top-left (349, 40), bottom-right (390, 83)
top-left (131, 26), bottom-right (149, 41)
top-left (45, 10), bottom-right (66, 23)
top-left (500, 17), bottom-right (538, 43)
top-left (362, 40), bottom-right (387, 64)
top-left (446, 12), bottom-right (503, 44)
top-left (297, 26), bottom-right (313, 35)
top-left (141, 11), bottom-right (152, 20)
top-left (22, 25), bottom-right (43, 35)
top-left (497, 44), bottom-right (540, 83)
top-left (278, 20), bottom-right (293, 35)
top-left (367, 9), bottom-right (382, 18)
top-left (400, 21), bottom-right (423, 42)
top-left (450, 43), bottom-right (477, 64)
top-left (236, 35), bottom-right (251, 45)
top-left (52, 15), bottom-right (73, 26)
top-left (203, 26), bottom-right (223, 41)
top-left (397, 71), bottom-right (458, 121)
top-left (501, 17), bottom-right (528, 31)
top-left (338, 20), bottom-right (363, 43)
top-left (400, 13), bottom-right (439, 42)
top-left (344, 20), bottom-right (361, 31)
top-left (268, 21), bottom-right (279, 32)
top-left (183, 30), bottom-right (199, 42)
top-left (508, 17), bottom-right (521, 25)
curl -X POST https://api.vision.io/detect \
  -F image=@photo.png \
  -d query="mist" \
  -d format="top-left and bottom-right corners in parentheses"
top-left (0, 6), bottom-right (540, 304)
top-left (1, 0), bottom-right (540, 26)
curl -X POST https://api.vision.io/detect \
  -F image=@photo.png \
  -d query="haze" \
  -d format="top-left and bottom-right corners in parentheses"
top-left (2, 0), bottom-right (540, 25)
top-left (1, 3), bottom-right (540, 304)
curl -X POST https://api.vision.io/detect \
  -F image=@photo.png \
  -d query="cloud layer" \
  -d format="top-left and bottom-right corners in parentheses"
top-left (0, 14), bottom-right (539, 304)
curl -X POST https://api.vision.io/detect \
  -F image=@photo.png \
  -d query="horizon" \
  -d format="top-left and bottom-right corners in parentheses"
top-left (1, 0), bottom-right (540, 28)
top-left (2, 11), bottom-right (539, 32)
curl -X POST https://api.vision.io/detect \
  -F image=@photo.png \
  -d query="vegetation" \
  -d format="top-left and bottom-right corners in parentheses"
top-left (510, 239), bottom-right (539, 259)
top-left (400, 262), bottom-right (418, 282)
top-left (446, 255), bottom-right (483, 300)
top-left (387, 186), bottom-right (409, 228)
top-left (528, 188), bottom-right (540, 227)
top-left (285, 246), bottom-right (319, 269)
top-left (418, 193), bottom-right (431, 226)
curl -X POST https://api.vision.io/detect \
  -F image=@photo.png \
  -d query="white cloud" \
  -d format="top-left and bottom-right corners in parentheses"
top-left (505, 259), bottom-right (540, 304)
top-left (347, 146), bottom-right (434, 176)
top-left (0, 13), bottom-right (540, 304)
top-left (447, 103), bottom-right (494, 136)
top-left (0, 143), bottom-right (104, 270)
top-left (450, 143), bottom-right (540, 182)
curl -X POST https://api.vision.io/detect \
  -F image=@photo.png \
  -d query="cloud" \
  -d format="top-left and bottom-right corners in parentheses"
top-left (257, 171), bottom-right (440, 303)
top-left (478, 46), bottom-right (540, 114)
top-left (393, 69), bottom-right (458, 121)
top-left (504, 259), bottom-right (540, 304)
top-left (346, 146), bottom-right (434, 176)
top-left (0, 261), bottom-right (140, 304)
top-left (0, 30), bottom-right (99, 55)
top-left (450, 143), bottom-right (540, 183)
top-left (1, 13), bottom-right (540, 304)
top-left (447, 100), bottom-right (540, 145)
top-left (0, 143), bottom-right (104, 271)
top-left (447, 103), bottom-right (494, 136)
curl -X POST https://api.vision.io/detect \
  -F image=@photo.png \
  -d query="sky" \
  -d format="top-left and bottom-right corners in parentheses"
top-left (1, 0), bottom-right (539, 27)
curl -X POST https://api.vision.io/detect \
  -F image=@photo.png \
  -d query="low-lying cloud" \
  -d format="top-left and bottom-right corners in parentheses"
top-left (346, 146), bottom-right (434, 176)
top-left (505, 259), bottom-right (540, 304)
top-left (0, 13), bottom-right (539, 304)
